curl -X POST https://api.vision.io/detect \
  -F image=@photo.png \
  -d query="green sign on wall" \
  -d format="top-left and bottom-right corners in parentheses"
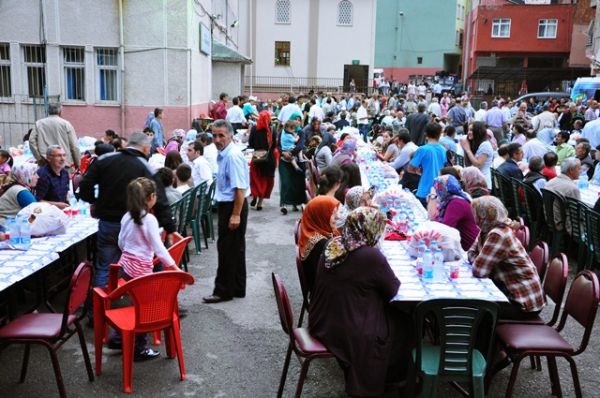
top-left (352, 59), bottom-right (360, 65)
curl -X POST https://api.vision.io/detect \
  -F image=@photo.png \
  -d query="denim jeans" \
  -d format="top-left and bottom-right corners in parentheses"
top-left (95, 220), bottom-right (122, 288)
top-left (359, 124), bottom-right (369, 143)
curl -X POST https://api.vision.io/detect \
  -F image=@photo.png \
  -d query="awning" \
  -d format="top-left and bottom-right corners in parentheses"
top-left (469, 66), bottom-right (589, 81)
top-left (212, 41), bottom-right (252, 64)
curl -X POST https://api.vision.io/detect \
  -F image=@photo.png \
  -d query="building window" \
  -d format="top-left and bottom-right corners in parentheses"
top-left (491, 18), bottom-right (511, 38)
top-left (417, 57), bottom-right (423, 64)
top-left (22, 45), bottom-right (46, 98)
top-left (538, 19), bottom-right (558, 39)
top-left (337, 1), bottom-right (353, 26)
top-left (63, 47), bottom-right (85, 101)
top-left (456, 30), bottom-right (464, 48)
top-left (274, 41), bottom-right (290, 66)
top-left (275, 0), bottom-right (290, 24)
top-left (0, 43), bottom-right (11, 98)
top-left (96, 48), bottom-right (118, 102)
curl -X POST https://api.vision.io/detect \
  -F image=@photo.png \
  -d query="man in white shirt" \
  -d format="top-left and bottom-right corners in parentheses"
top-left (522, 130), bottom-right (550, 161)
top-left (474, 101), bottom-right (488, 122)
top-left (199, 132), bottom-right (219, 173)
top-left (357, 99), bottom-right (370, 142)
top-left (225, 96), bottom-right (246, 132)
top-left (277, 96), bottom-right (302, 124)
top-left (427, 97), bottom-right (441, 117)
top-left (433, 82), bottom-right (442, 98)
top-left (186, 141), bottom-right (213, 188)
top-left (308, 99), bottom-right (324, 121)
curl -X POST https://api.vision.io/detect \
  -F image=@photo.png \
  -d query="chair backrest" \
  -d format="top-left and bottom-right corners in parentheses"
top-left (295, 255), bottom-right (309, 304)
top-left (169, 198), bottom-right (183, 230)
top-left (454, 152), bottom-right (465, 167)
top-left (564, 197), bottom-right (583, 241)
top-left (414, 299), bottom-right (498, 379)
top-left (584, 206), bottom-right (600, 265)
top-left (62, 261), bottom-right (93, 333)
top-left (541, 188), bottom-right (566, 232)
top-left (556, 270), bottom-right (600, 355)
top-left (508, 177), bottom-right (523, 217)
top-left (543, 253), bottom-right (569, 327)
top-left (491, 168), bottom-right (501, 197)
top-left (271, 273), bottom-right (295, 337)
top-left (294, 219), bottom-right (301, 245)
top-left (518, 180), bottom-right (544, 224)
top-left (529, 240), bottom-right (549, 280)
top-left (514, 225), bottom-right (530, 249)
top-left (110, 271), bottom-right (194, 332)
top-left (167, 233), bottom-right (193, 268)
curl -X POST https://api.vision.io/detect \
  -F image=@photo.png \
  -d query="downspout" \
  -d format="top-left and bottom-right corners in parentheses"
top-left (462, 8), bottom-right (471, 91)
top-left (118, 0), bottom-right (125, 135)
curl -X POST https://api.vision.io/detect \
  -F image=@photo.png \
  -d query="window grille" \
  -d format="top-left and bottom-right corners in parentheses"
top-left (22, 45), bottom-right (46, 98)
top-left (96, 48), bottom-right (118, 102)
top-left (63, 47), bottom-right (85, 101)
top-left (337, 1), bottom-right (353, 26)
top-left (275, 0), bottom-right (290, 24)
top-left (0, 43), bottom-right (11, 98)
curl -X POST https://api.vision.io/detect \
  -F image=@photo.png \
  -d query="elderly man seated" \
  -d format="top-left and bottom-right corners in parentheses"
top-left (545, 157), bottom-right (581, 232)
top-left (35, 145), bottom-right (70, 209)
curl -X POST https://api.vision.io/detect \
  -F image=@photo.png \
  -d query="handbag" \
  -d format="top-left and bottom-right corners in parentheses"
top-left (252, 149), bottom-right (270, 163)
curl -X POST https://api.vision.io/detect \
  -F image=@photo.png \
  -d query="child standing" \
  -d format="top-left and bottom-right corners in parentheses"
top-left (0, 150), bottom-right (14, 175)
top-left (280, 119), bottom-right (304, 172)
top-left (111, 177), bottom-right (176, 360)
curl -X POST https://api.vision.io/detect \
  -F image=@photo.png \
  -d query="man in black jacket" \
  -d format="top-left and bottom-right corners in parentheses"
top-left (405, 103), bottom-right (429, 146)
top-left (78, 132), bottom-right (176, 291)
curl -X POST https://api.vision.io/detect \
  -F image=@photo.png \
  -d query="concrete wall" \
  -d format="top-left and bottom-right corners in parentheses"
top-left (213, 62), bottom-right (244, 98)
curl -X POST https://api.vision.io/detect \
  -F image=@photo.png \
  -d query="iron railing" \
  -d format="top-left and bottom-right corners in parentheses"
top-left (244, 76), bottom-right (373, 95)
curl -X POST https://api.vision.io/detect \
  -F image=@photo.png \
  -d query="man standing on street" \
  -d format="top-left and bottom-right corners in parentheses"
top-left (212, 92), bottom-right (229, 120)
top-left (203, 119), bottom-right (250, 303)
top-left (149, 107), bottom-right (165, 152)
top-left (30, 103), bottom-right (80, 169)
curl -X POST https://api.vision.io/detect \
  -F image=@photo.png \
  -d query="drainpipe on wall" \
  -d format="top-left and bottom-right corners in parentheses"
top-left (118, 0), bottom-right (125, 135)
top-left (462, 9), bottom-right (471, 92)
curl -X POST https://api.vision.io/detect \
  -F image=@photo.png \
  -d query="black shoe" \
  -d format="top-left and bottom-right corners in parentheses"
top-left (107, 338), bottom-right (122, 350)
top-left (280, 207), bottom-right (288, 215)
top-left (178, 308), bottom-right (189, 319)
top-left (134, 348), bottom-right (160, 362)
top-left (292, 205), bottom-right (299, 212)
top-left (202, 294), bottom-right (233, 304)
top-left (233, 292), bottom-right (246, 298)
top-left (256, 206), bottom-right (263, 211)
top-left (250, 197), bottom-right (257, 207)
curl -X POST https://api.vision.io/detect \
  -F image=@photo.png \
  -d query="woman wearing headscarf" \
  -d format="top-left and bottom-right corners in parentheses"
top-left (248, 111), bottom-right (277, 210)
top-left (469, 196), bottom-right (545, 320)
top-left (0, 162), bottom-right (39, 220)
top-left (314, 132), bottom-right (337, 172)
top-left (309, 207), bottom-right (406, 397)
top-left (278, 112), bottom-right (306, 215)
top-left (164, 129), bottom-right (185, 154)
top-left (461, 166), bottom-right (490, 199)
top-left (179, 129), bottom-right (198, 163)
top-left (143, 111), bottom-right (154, 129)
top-left (298, 196), bottom-right (340, 293)
top-left (330, 138), bottom-right (357, 168)
top-left (344, 186), bottom-right (375, 211)
top-left (430, 175), bottom-right (479, 251)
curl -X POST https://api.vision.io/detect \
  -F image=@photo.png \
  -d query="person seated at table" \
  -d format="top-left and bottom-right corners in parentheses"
top-left (109, 177), bottom-right (176, 360)
top-left (430, 175), bottom-right (479, 251)
top-left (439, 166), bottom-right (461, 184)
top-left (496, 143), bottom-right (524, 180)
top-left (344, 186), bottom-right (376, 211)
top-left (461, 166), bottom-right (489, 199)
top-left (575, 141), bottom-right (594, 180)
top-left (0, 150), bottom-right (13, 175)
top-left (35, 145), bottom-right (69, 209)
top-left (542, 151), bottom-right (558, 180)
top-left (309, 207), bottom-right (410, 397)
top-left (334, 163), bottom-right (362, 203)
top-left (545, 158), bottom-right (581, 232)
top-left (317, 166), bottom-right (343, 198)
top-left (298, 195), bottom-right (340, 293)
top-left (492, 144), bottom-right (509, 169)
top-left (469, 196), bottom-right (545, 320)
top-left (174, 164), bottom-right (193, 194)
top-left (523, 156), bottom-right (546, 195)
top-left (156, 167), bottom-right (181, 205)
top-left (554, 130), bottom-right (574, 165)
top-left (330, 138), bottom-right (357, 168)
top-left (0, 162), bottom-right (38, 220)
top-left (591, 145), bottom-right (600, 185)
top-left (186, 141), bottom-right (213, 188)
top-left (164, 129), bottom-right (185, 155)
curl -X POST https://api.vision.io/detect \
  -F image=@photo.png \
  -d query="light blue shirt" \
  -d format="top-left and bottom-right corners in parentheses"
top-left (410, 142), bottom-right (447, 198)
top-left (582, 118), bottom-right (600, 149)
top-left (215, 142), bottom-right (250, 202)
top-left (149, 118), bottom-right (164, 148)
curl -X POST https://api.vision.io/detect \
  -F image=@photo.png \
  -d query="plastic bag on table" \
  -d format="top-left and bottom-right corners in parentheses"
top-left (17, 202), bottom-right (69, 237)
top-left (406, 221), bottom-right (464, 261)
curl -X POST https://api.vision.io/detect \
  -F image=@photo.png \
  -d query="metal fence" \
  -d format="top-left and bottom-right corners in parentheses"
top-left (0, 91), bottom-right (59, 148)
top-left (245, 76), bottom-right (350, 94)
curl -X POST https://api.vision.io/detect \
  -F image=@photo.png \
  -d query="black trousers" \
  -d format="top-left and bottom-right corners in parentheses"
top-left (214, 199), bottom-right (248, 298)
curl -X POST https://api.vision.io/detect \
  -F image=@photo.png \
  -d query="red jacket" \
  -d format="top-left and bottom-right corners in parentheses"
top-left (212, 101), bottom-right (227, 120)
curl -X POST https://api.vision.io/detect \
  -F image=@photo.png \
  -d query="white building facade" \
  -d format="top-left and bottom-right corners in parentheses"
top-left (0, 0), bottom-right (245, 144)
top-left (239, 0), bottom-right (377, 95)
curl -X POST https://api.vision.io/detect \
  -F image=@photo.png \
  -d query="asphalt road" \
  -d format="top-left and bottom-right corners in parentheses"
top-left (1, 184), bottom-right (600, 397)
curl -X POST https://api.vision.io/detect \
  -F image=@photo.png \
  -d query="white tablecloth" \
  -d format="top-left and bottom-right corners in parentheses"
top-left (0, 215), bottom-right (98, 292)
top-left (580, 183), bottom-right (600, 207)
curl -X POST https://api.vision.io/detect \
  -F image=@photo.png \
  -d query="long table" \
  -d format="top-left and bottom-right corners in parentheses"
top-left (0, 215), bottom-right (98, 293)
top-left (580, 183), bottom-right (600, 207)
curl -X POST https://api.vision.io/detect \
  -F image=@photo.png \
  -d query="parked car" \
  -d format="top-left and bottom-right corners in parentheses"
top-left (514, 91), bottom-right (570, 104)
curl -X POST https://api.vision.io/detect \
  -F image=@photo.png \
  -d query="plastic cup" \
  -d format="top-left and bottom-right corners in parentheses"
top-left (450, 264), bottom-right (460, 279)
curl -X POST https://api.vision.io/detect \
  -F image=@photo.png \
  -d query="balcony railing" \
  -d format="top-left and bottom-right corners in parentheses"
top-left (244, 75), bottom-right (372, 94)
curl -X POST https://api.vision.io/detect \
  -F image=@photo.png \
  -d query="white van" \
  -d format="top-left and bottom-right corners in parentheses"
top-left (570, 77), bottom-right (600, 103)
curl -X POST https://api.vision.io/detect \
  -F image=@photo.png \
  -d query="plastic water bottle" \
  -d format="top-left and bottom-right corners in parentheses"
top-left (398, 209), bottom-right (408, 234)
top-left (433, 249), bottom-right (445, 282)
top-left (416, 240), bottom-right (426, 275)
top-left (19, 216), bottom-right (31, 250)
top-left (69, 193), bottom-right (79, 217)
top-left (422, 249), bottom-right (433, 281)
top-left (430, 240), bottom-right (439, 253)
top-left (6, 217), bottom-right (18, 246)
top-left (23, 141), bottom-right (31, 156)
top-left (578, 175), bottom-right (589, 190)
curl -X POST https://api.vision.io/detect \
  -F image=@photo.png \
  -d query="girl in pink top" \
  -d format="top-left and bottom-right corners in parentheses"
top-left (0, 150), bottom-right (13, 175)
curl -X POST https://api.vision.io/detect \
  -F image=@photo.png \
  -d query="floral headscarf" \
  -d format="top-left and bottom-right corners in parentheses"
top-left (461, 166), bottom-right (489, 197)
top-left (433, 175), bottom-right (470, 220)
top-left (185, 129), bottom-right (197, 142)
top-left (170, 129), bottom-right (185, 139)
top-left (471, 196), bottom-right (512, 235)
top-left (298, 196), bottom-right (341, 260)
top-left (345, 186), bottom-right (366, 211)
top-left (11, 162), bottom-right (38, 188)
top-left (336, 139), bottom-right (357, 156)
top-left (324, 207), bottom-right (386, 269)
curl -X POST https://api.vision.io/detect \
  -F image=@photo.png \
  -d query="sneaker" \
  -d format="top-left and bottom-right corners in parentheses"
top-left (280, 207), bottom-right (288, 215)
top-left (134, 348), bottom-right (160, 362)
top-left (250, 197), bottom-right (257, 207)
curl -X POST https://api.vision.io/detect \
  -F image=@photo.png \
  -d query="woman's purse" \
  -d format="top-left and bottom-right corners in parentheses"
top-left (251, 149), bottom-right (270, 163)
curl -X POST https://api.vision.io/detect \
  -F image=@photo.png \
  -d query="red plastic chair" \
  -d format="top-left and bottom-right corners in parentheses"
top-left (515, 225), bottom-right (530, 250)
top-left (529, 240), bottom-right (549, 281)
top-left (272, 273), bottom-right (334, 398)
top-left (493, 270), bottom-right (599, 398)
top-left (0, 262), bottom-right (94, 398)
top-left (93, 271), bottom-right (194, 393)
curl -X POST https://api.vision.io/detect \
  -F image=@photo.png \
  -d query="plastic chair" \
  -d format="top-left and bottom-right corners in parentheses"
top-left (411, 299), bottom-right (498, 398)
top-left (540, 188), bottom-right (566, 255)
top-left (491, 168), bottom-right (501, 198)
top-left (583, 205), bottom-right (600, 269)
top-left (529, 240), bottom-right (550, 281)
top-left (93, 271), bottom-right (195, 393)
top-left (564, 197), bottom-right (587, 270)
top-left (0, 262), bottom-right (94, 398)
top-left (178, 182), bottom-right (206, 254)
top-left (517, 180), bottom-right (545, 249)
top-left (494, 271), bottom-right (599, 398)
top-left (295, 255), bottom-right (310, 327)
top-left (199, 179), bottom-right (217, 243)
top-left (514, 225), bottom-right (530, 250)
top-left (272, 273), bottom-right (334, 398)
top-left (191, 181), bottom-right (211, 254)
top-left (454, 152), bottom-right (465, 167)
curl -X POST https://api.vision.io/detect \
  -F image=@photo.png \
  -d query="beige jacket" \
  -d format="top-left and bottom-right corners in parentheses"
top-left (30, 115), bottom-right (81, 168)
